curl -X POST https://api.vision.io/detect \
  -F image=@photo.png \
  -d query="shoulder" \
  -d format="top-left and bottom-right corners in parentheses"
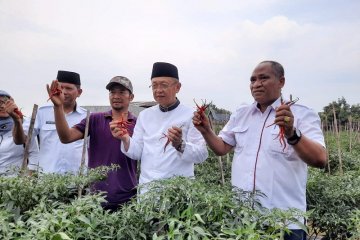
top-left (38, 104), bottom-right (54, 112)
top-left (291, 103), bottom-right (321, 121)
top-left (233, 104), bottom-right (252, 115)
top-left (291, 103), bottom-right (318, 115)
top-left (76, 105), bottom-right (88, 114)
top-left (178, 103), bottom-right (193, 113)
top-left (139, 105), bottom-right (158, 116)
top-left (37, 104), bottom-right (54, 118)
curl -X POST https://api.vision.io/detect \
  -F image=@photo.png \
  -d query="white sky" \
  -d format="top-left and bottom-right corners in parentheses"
top-left (1, 0), bottom-right (359, 116)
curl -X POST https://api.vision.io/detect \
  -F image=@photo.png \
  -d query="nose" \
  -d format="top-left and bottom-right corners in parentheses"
top-left (252, 79), bottom-right (263, 88)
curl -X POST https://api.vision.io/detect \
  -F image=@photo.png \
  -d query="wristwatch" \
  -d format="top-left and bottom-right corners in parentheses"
top-left (175, 140), bottom-right (186, 153)
top-left (286, 128), bottom-right (302, 146)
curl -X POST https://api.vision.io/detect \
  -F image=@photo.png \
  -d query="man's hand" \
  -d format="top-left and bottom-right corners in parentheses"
top-left (273, 104), bottom-right (294, 138)
top-left (109, 120), bottom-right (130, 141)
top-left (167, 126), bottom-right (183, 149)
top-left (4, 98), bottom-right (22, 121)
top-left (192, 110), bottom-right (212, 134)
top-left (46, 80), bottom-right (64, 107)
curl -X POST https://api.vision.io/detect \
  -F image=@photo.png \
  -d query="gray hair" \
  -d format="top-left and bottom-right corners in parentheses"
top-left (260, 60), bottom-right (284, 79)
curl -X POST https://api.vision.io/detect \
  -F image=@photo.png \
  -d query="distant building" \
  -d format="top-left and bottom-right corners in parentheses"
top-left (81, 101), bottom-right (157, 117)
top-left (208, 108), bottom-right (230, 125)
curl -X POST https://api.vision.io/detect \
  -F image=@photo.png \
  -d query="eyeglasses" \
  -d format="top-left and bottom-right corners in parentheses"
top-left (149, 82), bottom-right (177, 91)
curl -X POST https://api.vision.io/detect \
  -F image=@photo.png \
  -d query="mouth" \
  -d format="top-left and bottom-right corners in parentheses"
top-left (252, 90), bottom-right (264, 95)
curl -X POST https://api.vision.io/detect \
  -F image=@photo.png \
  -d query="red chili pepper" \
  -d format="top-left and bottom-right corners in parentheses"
top-left (193, 99), bottom-right (211, 125)
top-left (159, 133), bottom-right (171, 153)
top-left (14, 108), bottom-right (24, 119)
top-left (115, 113), bottom-right (134, 136)
top-left (267, 97), bottom-right (299, 152)
top-left (47, 85), bottom-right (62, 102)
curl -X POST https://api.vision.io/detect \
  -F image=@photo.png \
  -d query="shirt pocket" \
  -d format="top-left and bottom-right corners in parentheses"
top-left (41, 123), bottom-right (56, 131)
top-left (40, 124), bottom-right (58, 144)
top-left (232, 126), bottom-right (249, 153)
top-left (269, 127), bottom-right (294, 157)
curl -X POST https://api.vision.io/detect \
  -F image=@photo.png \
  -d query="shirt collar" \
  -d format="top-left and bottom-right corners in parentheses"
top-left (159, 98), bottom-right (180, 112)
top-left (251, 97), bottom-right (283, 113)
top-left (104, 110), bottom-right (136, 120)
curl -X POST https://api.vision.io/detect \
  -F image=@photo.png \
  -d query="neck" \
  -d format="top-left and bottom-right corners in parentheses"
top-left (63, 103), bottom-right (76, 114)
top-left (159, 98), bottom-right (180, 112)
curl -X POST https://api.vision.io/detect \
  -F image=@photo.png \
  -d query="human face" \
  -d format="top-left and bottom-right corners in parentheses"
top-left (109, 85), bottom-right (134, 111)
top-left (60, 82), bottom-right (82, 108)
top-left (150, 77), bottom-right (180, 107)
top-left (0, 96), bottom-right (9, 117)
top-left (250, 62), bottom-right (284, 112)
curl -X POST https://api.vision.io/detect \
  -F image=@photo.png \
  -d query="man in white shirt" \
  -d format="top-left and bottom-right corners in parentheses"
top-left (192, 61), bottom-right (327, 240)
top-left (10, 71), bottom-right (87, 174)
top-left (110, 62), bottom-right (208, 191)
top-left (1, 90), bottom-right (39, 176)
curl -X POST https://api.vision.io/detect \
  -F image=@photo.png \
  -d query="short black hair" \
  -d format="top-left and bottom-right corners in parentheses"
top-left (260, 60), bottom-right (284, 79)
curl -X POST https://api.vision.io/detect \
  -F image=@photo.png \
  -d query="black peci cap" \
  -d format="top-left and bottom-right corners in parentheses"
top-left (57, 70), bottom-right (81, 85)
top-left (151, 62), bottom-right (179, 80)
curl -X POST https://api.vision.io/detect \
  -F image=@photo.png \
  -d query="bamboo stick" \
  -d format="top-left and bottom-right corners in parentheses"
top-left (348, 115), bottom-right (352, 153)
top-left (332, 104), bottom-right (343, 175)
top-left (218, 156), bottom-right (225, 186)
top-left (78, 110), bottom-right (90, 197)
top-left (21, 104), bottom-right (38, 176)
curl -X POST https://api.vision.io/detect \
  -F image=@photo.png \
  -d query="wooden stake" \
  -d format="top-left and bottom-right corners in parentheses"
top-left (332, 104), bottom-right (343, 175)
top-left (21, 104), bottom-right (38, 175)
top-left (78, 110), bottom-right (90, 197)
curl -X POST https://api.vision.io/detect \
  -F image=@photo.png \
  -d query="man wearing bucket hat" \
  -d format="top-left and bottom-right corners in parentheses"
top-left (49, 76), bottom-right (137, 210)
top-left (1, 90), bottom-right (39, 176)
top-left (10, 70), bottom-right (87, 174)
top-left (110, 62), bottom-right (208, 193)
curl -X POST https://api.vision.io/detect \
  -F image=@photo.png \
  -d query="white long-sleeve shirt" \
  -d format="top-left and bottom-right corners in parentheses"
top-left (0, 118), bottom-right (39, 176)
top-left (121, 103), bottom-right (208, 186)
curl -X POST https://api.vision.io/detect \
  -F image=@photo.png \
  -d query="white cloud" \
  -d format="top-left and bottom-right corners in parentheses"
top-left (0, 1), bottom-right (359, 115)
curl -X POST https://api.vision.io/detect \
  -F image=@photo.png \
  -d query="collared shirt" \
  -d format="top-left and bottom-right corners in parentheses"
top-left (122, 103), bottom-right (208, 187)
top-left (219, 98), bottom-right (325, 228)
top-left (0, 118), bottom-right (39, 176)
top-left (24, 103), bottom-right (88, 174)
top-left (74, 110), bottom-right (137, 208)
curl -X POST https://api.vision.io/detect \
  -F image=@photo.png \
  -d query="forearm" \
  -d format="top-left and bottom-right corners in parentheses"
top-left (12, 118), bottom-right (26, 144)
top-left (292, 136), bottom-right (327, 168)
top-left (53, 105), bottom-right (72, 143)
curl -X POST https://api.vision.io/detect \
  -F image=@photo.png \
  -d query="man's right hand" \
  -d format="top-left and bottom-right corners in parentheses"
top-left (4, 98), bottom-right (22, 121)
top-left (109, 120), bottom-right (130, 141)
top-left (192, 110), bottom-right (212, 134)
top-left (46, 80), bottom-right (64, 107)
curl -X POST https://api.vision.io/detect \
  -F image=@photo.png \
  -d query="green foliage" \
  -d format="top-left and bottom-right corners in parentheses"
top-left (307, 130), bottom-right (360, 239)
top-left (0, 165), bottom-right (117, 216)
top-left (116, 177), bottom-right (305, 239)
top-left (0, 169), bottom-right (305, 239)
top-left (195, 149), bottom-right (232, 185)
top-left (307, 169), bottom-right (360, 239)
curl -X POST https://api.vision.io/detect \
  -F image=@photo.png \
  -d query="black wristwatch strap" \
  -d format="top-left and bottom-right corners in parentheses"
top-left (287, 128), bottom-right (301, 146)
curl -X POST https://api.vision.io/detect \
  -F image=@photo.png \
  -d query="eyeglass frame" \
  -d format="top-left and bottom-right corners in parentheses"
top-left (148, 82), bottom-right (178, 91)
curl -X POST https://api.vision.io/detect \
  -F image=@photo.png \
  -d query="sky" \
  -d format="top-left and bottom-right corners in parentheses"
top-left (1, 0), bottom-right (359, 116)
